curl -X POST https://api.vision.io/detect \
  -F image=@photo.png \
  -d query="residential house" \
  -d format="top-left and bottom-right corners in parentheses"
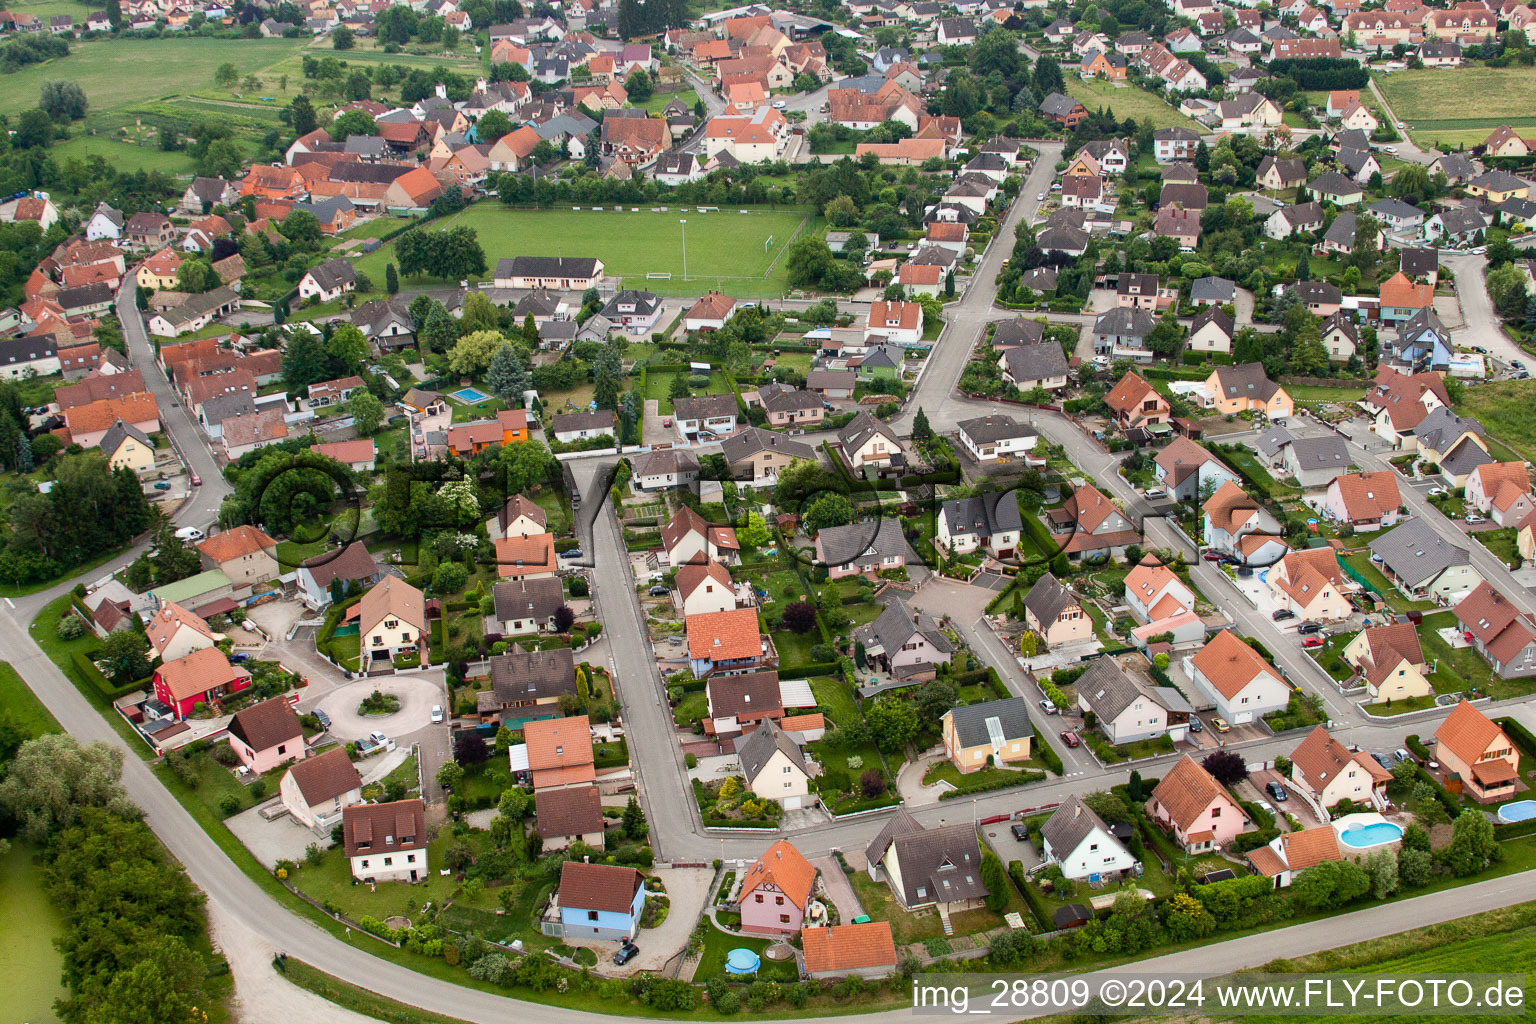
top-left (226, 696), bottom-right (305, 774)
top-left (956, 414), bottom-right (1038, 463)
top-left (483, 647), bottom-right (575, 728)
top-left (1369, 517), bottom-right (1482, 603)
top-left (1308, 171), bottom-right (1363, 206)
top-left (997, 341), bottom-right (1070, 392)
top-left (1323, 471), bottom-right (1402, 530)
top-left (937, 492), bottom-right (1023, 559)
top-left (309, 440), bottom-right (376, 473)
top-left (684, 292), bottom-right (738, 332)
top-left (1105, 371), bottom-right (1170, 430)
top-left (535, 785), bottom-right (605, 851)
top-left (1050, 482), bottom-right (1141, 562)
top-left (1267, 547), bottom-right (1353, 622)
top-left (1424, 206), bottom-right (1487, 246)
top-left (1465, 462), bottom-right (1534, 526)
top-left (737, 717), bottom-right (812, 806)
top-left (296, 541), bottom-right (382, 610)
top-left (755, 386), bottom-right (825, 429)
top-left (1364, 366), bottom-right (1451, 449)
top-left (1147, 755), bottom-right (1249, 852)
top-left (1203, 481), bottom-right (1287, 566)
top-left (801, 922), bottom-right (898, 980)
top-left (146, 600), bottom-right (219, 663)
top-left (686, 607), bottom-right (775, 678)
top-left (852, 597), bottom-right (954, 682)
top-left (864, 809), bottom-right (988, 912)
top-left (1342, 620), bottom-right (1433, 703)
top-left (672, 393), bottom-right (738, 442)
top-left (1203, 363), bottom-right (1293, 418)
top-left (1187, 629), bottom-right (1290, 723)
top-left (1266, 202), bottom-right (1325, 240)
top-left (630, 448), bottom-right (700, 492)
top-left (1379, 271), bottom-right (1436, 324)
top-left (1092, 307), bottom-right (1156, 362)
top-left (492, 533), bottom-right (557, 580)
top-left (704, 670), bottom-right (783, 736)
top-left (1042, 794), bottom-right (1140, 881)
top-left (1153, 127), bottom-right (1201, 163)
top-left (523, 715), bottom-right (596, 791)
top-left (1124, 560), bottom-right (1197, 626)
top-left (837, 411), bottom-right (907, 474)
top-left (941, 697), bottom-right (1034, 773)
top-left (1154, 435), bottom-right (1237, 501)
top-left (1434, 699), bottom-right (1520, 802)
top-left (356, 576), bottom-right (425, 666)
top-left (196, 525), bottom-right (279, 587)
top-left (153, 647), bottom-right (251, 720)
top-left (865, 300), bottom-right (923, 346)
top-left (550, 410), bottom-right (617, 445)
top-left (600, 289), bottom-right (663, 335)
top-left (1275, 434), bottom-right (1352, 488)
top-left (721, 427), bottom-right (818, 486)
top-left (280, 747), bottom-right (362, 833)
top-left (1076, 656), bottom-right (1181, 745)
top-left (1257, 155), bottom-right (1307, 191)
top-left (1022, 572), bottom-right (1092, 648)
top-left (1247, 826), bottom-right (1346, 888)
top-left (677, 560), bottom-right (741, 618)
top-left (488, 578), bottom-right (566, 637)
top-left (1455, 582), bottom-right (1536, 681)
top-left (737, 840), bottom-right (816, 934)
top-left (1320, 312), bottom-right (1360, 362)
top-left (343, 799), bottom-right (427, 883)
top-left (297, 259), bottom-right (357, 302)
top-left (97, 419), bottom-right (156, 474)
top-left (552, 861), bottom-right (645, 941)
top-left (1187, 305), bottom-right (1235, 354)
top-left (1039, 92), bottom-right (1088, 127)
top-left (662, 505), bottom-right (740, 567)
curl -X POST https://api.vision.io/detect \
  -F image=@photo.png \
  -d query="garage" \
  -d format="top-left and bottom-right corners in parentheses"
top-left (1233, 712), bottom-right (1254, 725)
top-left (783, 796), bottom-right (803, 811)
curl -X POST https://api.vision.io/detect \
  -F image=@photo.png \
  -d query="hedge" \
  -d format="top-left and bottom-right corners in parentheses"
top-left (1008, 860), bottom-right (1052, 931)
top-left (1496, 718), bottom-right (1536, 758)
top-left (1494, 817), bottom-right (1536, 841)
top-left (830, 793), bottom-right (902, 815)
top-left (938, 768), bottom-right (1046, 799)
top-left (781, 660), bottom-right (842, 678)
top-left (1032, 730), bottom-right (1064, 775)
top-left (72, 651), bottom-right (143, 701)
top-left (1405, 733), bottom-right (1431, 762)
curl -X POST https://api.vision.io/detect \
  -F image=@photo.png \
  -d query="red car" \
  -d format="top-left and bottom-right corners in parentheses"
top-left (190, 473), bottom-right (201, 486)
top-left (1059, 730), bottom-right (1081, 747)
top-left (1301, 636), bottom-right (1324, 648)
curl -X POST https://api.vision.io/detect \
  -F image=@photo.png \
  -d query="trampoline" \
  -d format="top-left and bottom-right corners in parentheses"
top-left (725, 948), bottom-right (761, 975)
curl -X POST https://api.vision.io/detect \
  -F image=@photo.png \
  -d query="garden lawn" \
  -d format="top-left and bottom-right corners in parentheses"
top-left (1419, 611), bottom-right (1512, 699)
top-left (1341, 552), bottom-right (1435, 613)
top-left (846, 869), bottom-right (950, 944)
top-left (0, 37), bottom-right (308, 117)
top-left (353, 205), bottom-right (816, 300)
top-left (810, 675), bottom-right (860, 721)
top-left (771, 628), bottom-right (821, 667)
top-left (0, 660), bottom-right (60, 738)
top-left (289, 841), bottom-right (460, 921)
top-left (1069, 76), bottom-right (1203, 131)
top-left (921, 759), bottom-right (1043, 794)
top-left (1475, 527), bottom-right (1521, 569)
top-left (694, 923), bottom-right (799, 982)
top-left (51, 133), bottom-right (198, 175)
top-left (1456, 380), bottom-right (1536, 464)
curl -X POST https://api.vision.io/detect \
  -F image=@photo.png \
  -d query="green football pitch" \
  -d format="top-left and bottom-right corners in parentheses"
top-left (354, 204), bottom-right (817, 299)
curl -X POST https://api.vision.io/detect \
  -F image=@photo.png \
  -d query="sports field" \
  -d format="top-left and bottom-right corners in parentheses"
top-left (1375, 67), bottom-right (1536, 149)
top-left (352, 204), bottom-right (818, 299)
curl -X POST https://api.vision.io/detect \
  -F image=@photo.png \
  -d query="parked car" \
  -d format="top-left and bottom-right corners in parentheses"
top-left (1371, 752), bottom-right (1393, 770)
top-left (1464, 514), bottom-right (1486, 524)
top-left (1236, 566), bottom-right (1253, 577)
top-left (562, 548), bottom-right (584, 559)
top-left (153, 482), bottom-right (172, 490)
top-left (1211, 717), bottom-right (1230, 733)
top-left (1144, 488), bottom-right (1166, 499)
top-left (1265, 781), bottom-right (1289, 802)
top-left (647, 585), bottom-right (670, 596)
top-left (190, 473), bottom-right (201, 486)
top-left (1036, 192), bottom-right (1046, 201)
top-left (368, 730), bottom-right (387, 746)
top-left (1393, 748), bottom-right (1413, 763)
top-left (1188, 717), bottom-right (1203, 733)
top-left (1427, 486), bottom-right (1446, 496)
top-left (1039, 699), bottom-right (1059, 715)
top-left (1011, 823), bottom-right (1029, 840)
top-left (431, 705), bottom-right (444, 724)
top-left (772, 99), bottom-right (786, 109)
top-left (614, 942), bottom-right (639, 966)
top-left (1297, 621), bottom-right (1322, 634)
top-left (1272, 609), bottom-right (1296, 621)
top-left (1059, 730), bottom-right (1081, 747)
top-left (1203, 551), bottom-right (1227, 561)
top-left (1301, 636), bottom-right (1324, 648)
top-left (313, 709), bottom-right (331, 731)
top-left (174, 526), bottom-right (204, 541)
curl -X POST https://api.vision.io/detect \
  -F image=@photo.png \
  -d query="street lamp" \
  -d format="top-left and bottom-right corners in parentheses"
top-left (679, 218), bottom-right (687, 281)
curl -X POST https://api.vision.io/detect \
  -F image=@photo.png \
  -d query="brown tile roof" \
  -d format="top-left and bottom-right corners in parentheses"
top-left (781, 713), bottom-right (826, 732)
top-left (686, 607), bottom-right (763, 661)
top-left (559, 860), bottom-right (644, 914)
top-left (498, 494), bottom-right (547, 531)
top-left (342, 798), bottom-right (426, 857)
top-left (1276, 825), bottom-right (1342, 872)
top-left (524, 714), bottom-right (594, 773)
top-left (197, 525), bottom-right (277, 565)
top-left (286, 746), bottom-right (361, 806)
top-left (300, 540), bottom-right (378, 588)
top-left (63, 393), bottom-right (160, 436)
top-left (1272, 548), bottom-right (1346, 609)
top-left (55, 369), bottom-right (147, 409)
top-left (686, 291), bottom-right (736, 320)
top-left (1064, 482), bottom-right (1122, 534)
top-left (228, 696), bottom-right (302, 752)
top-left (1149, 755), bottom-right (1235, 832)
top-left (676, 558), bottom-right (733, 600)
top-left (661, 505), bottom-right (739, 558)
top-left (1290, 725), bottom-right (1390, 793)
top-left (1471, 462), bottom-right (1531, 512)
top-left (1434, 699), bottom-right (1508, 766)
top-left (1454, 581), bottom-right (1523, 647)
top-left (493, 533), bottom-right (556, 578)
top-left (802, 922), bottom-right (897, 974)
top-left (1357, 621), bottom-right (1426, 670)
top-left (157, 646), bottom-right (249, 703)
top-left (1191, 629), bottom-right (1282, 700)
top-left (222, 408), bottom-right (288, 448)
top-left (310, 439), bottom-right (376, 465)
top-left (1202, 480), bottom-right (1261, 534)
top-left (1331, 471), bottom-right (1400, 521)
top-left (1104, 371), bottom-right (1160, 415)
top-left (1380, 271), bottom-right (1435, 310)
top-left (146, 600), bottom-right (217, 657)
top-left (535, 784), bottom-right (604, 839)
top-left (359, 575), bottom-right (425, 634)
top-left (738, 838), bottom-right (817, 910)
top-left (707, 670), bottom-right (782, 720)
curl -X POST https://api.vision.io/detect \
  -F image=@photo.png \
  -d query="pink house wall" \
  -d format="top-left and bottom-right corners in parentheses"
top-left (1149, 794), bottom-right (1245, 847)
top-left (739, 883), bottom-right (805, 934)
top-left (230, 733), bottom-right (306, 774)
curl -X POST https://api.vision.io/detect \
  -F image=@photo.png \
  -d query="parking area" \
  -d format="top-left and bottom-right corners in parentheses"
top-left (226, 801), bottom-right (323, 869)
top-left (313, 676), bottom-right (441, 742)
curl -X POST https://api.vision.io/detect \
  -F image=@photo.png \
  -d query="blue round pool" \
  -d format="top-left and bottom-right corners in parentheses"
top-left (1498, 799), bottom-right (1536, 823)
top-left (1337, 821), bottom-right (1404, 848)
top-left (725, 948), bottom-right (761, 975)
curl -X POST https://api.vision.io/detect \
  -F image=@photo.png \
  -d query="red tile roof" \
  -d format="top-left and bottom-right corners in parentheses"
top-left (1191, 629), bottom-right (1282, 700)
top-left (802, 922), bottom-right (897, 974)
top-left (1434, 699), bottom-right (1508, 767)
top-left (686, 607), bottom-right (763, 661)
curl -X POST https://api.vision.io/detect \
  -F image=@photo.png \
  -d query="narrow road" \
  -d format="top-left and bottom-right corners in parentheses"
top-left (1365, 76), bottom-right (1436, 167)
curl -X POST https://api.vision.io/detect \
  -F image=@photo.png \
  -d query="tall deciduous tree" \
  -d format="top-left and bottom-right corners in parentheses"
top-left (0, 734), bottom-right (130, 843)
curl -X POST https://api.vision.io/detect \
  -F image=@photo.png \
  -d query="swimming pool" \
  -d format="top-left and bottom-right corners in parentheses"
top-left (725, 948), bottom-right (761, 975)
top-left (1498, 799), bottom-right (1536, 823)
top-left (451, 387), bottom-right (492, 404)
top-left (1333, 813), bottom-right (1404, 849)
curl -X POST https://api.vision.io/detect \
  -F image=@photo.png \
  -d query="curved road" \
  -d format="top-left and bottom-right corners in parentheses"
top-left (9, 156), bottom-right (1535, 1020)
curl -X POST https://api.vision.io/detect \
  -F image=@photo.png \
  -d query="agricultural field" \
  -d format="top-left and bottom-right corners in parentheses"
top-left (1455, 380), bottom-right (1536, 464)
top-left (1070, 76), bottom-right (1203, 131)
top-left (352, 204), bottom-right (818, 299)
top-left (50, 132), bottom-right (198, 175)
top-left (1374, 67), bottom-right (1536, 149)
top-left (0, 36), bottom-right (309, 118)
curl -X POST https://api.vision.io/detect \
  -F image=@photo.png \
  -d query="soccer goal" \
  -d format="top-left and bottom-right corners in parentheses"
top-left (646, 272), bottom-right (673, 280)
top-left (765, 235), bottom-right (774, 252)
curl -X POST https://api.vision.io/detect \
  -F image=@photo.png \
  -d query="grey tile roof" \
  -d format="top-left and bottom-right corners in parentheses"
top-left (957, 414), bottom-right (1034, 446)
top-left (865, 812), bottom-right (988, 908)
top-left (1023, 572), bottom-right (1079, 625)
top-left (1092, 306), bottom-right (1155, 339)
top-left (671, 393), bottom-right (737, 422)
top-left (1414, 405), bottom-right (1482, 452)
top-left (1441, 436), bottom-right (1494, 479)
top-left (854, 595), bottom-right (953, 659)
top-left (98, 418), bottom-right (151, 457)
top-left (1288, 434), bottom-right (1350, 472)
top-left (1074, 656), bottom-right (1160, 723)
top-left (837, 410), bottom-right (902, 454)
top-left (721, 426), bottom-right (817, 465)
top-left (817, 517), bottom-right (913, 569)
top-left (940, 491), bottom-right (1024, 539)
top-left (1000, 340), bottom-right (1070, 383)
top-left (488, 644), bottom-right (575, 704)
top-left (491, 577), bottom-right (565, 625)
top-left (1190, 276), bottom-right (1235, 303)
top-left (1368, 517), bottom-right (1470, 588)
top-left (1041, 793), bottom-right (1128, 867)
top-left (304, 258), bottom-right (357, 293)
top-left (945, 696), bottom-right (1033, 749)
top-left (736, 717), bottom-right (808, 783)
top-left (1255, 425), bottom-right (1295, 458)
top-left (631, 447), bottom-right (699, 478)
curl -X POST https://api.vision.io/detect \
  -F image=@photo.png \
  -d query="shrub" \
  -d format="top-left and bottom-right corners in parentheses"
top-left (860, 769), bottom-right (886, 797)
top-left (250, 778), bottom-right (267, 799)
top-left (55, 614), bottom-right (86, 640)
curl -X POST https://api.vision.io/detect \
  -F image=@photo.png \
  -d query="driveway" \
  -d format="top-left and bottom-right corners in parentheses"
top-left (314, 676), bottom-right (441, 742)
top-left (226, 801), bottom-right (323, 869)
top-left (810, 856), bottom-right (864, 923)
top-left (571, 867), bottom-right (712, 974)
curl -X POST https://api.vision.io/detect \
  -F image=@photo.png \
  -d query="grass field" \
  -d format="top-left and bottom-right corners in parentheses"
top-left (0, 37), bottom-right (308, 117)
top-left (1375, 67), bottom-right (1536, 148)
top-left (1456, 380), bottom-right (1536, 464)
top-left (51, 132), bottom-right (198, 174)
top-left (352, 204), bottom-right (817, 299)
top-left (1070, 76), bottom-right (1203, 131)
